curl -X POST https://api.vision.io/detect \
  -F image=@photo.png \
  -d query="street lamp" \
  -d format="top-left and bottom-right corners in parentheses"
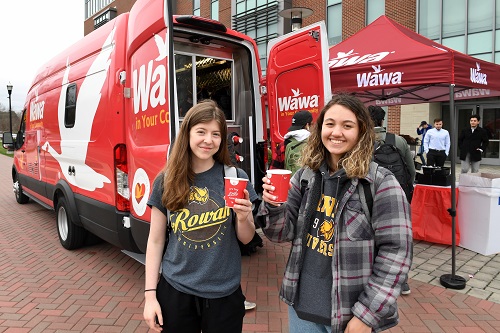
top-left (7, 83), bottom-right (13, 133)
top-left (278, 7), bottom-right (313, 32)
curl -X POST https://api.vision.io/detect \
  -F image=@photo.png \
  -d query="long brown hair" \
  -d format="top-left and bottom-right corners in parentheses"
top-left (162, 100), bottom-right (232, 211)
top-left (301, 94), bottom-right (375, 178)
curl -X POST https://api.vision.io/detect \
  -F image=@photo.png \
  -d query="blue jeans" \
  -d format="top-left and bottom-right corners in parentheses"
top-left (418, 144), bottom-right (426, 165)
top-left (288, 306), bottom-right (331, 333)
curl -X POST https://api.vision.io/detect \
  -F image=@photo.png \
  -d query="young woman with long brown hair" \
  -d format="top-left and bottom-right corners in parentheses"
top-left (258, 94), bottom-right (412, 333)
top-left (143, 100), bottom-right (257, 333)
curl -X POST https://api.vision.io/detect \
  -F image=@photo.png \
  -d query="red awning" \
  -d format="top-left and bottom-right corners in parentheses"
top-left (328, 15), bottom-right (500, 105)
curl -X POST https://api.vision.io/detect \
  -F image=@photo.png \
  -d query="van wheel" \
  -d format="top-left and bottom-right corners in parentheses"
top-left (56, 197), bottom-right (87, 250)
top-left (14, 173), bottom-right (29, 204)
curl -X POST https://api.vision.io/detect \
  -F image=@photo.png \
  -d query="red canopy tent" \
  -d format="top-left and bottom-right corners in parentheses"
top-left (327, 15), bottom-right (500, 289)
top-left (328, 15), bottom-right (500, 105)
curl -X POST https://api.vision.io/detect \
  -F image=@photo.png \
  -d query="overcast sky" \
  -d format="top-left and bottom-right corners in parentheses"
top-left (0, 1), bottom-right (84, 112)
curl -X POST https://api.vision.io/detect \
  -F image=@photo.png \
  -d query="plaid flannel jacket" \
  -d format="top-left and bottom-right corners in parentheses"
top-left (257, 163), bottom-right (412, 332)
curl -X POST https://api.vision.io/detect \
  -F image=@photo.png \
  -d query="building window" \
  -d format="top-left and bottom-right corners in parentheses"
top-left (93, 8), bottom-right (117, 30)
top-left (418, 0), bottom-right (441, 40)
top-left (468, 31), bottom-right (494, 61)
top-left (85, 0), bottom-right (113, 20)
top-left (232, 0), bottom-right (279, 74)
top-left (443, 0), bottom-right (465, 38)
top-left (327, 0), bottom-right (342, 46)
top-left (211, 0), bottom-right (219, 20)
top-left (469, 0), bottom-right (493, 34)
top-left (497, 0), bottom-right (500, 29)
top-left (418, 0), bottom-right (499, 64)
top-left (366, 0), bottom-right (385, 25)
top-left (194, 0), bottom-right (200, 16)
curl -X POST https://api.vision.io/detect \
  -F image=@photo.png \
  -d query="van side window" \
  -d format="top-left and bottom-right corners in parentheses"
top-left (65, 83), bottom-right (77, 128)
top-left (17, 109), bottom-right (26, 148)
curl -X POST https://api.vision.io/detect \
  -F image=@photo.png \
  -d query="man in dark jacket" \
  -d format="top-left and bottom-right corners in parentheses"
top-left (458, 114), bottom-right (489, 173)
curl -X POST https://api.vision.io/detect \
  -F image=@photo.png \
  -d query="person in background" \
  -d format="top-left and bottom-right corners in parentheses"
top-left (369, 106), bottom-right (416, 185)
top-left (458, 114), bottom-right (489, 174)
top-left (369, 105), bottom-right (414, 296)
top-left (423, 118), bottom-right (450, 167)
top-left (258, 94), bottom-right (412, 333)
top-left (143, 100), bottom-right (258, 333)
top-left (269, 110), bottom-right (313, 172)
top-left (416, 120), bottom-right (432, 166)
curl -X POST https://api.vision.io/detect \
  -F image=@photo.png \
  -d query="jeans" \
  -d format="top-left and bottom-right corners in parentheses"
top-left (418, 144), bottom-right (426, 165)
top-left (288, 306), bottom-right (332, 333)
top-left (461, 153), bottom-right (481, 173)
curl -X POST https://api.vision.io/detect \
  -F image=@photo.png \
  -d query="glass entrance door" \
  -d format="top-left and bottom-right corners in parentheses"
top-left (481, 105), bottom-right (500, 165)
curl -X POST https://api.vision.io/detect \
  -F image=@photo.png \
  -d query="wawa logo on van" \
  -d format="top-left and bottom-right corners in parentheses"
top-left (357, 65), bottom-right (403, 88)
top-left (470, 62), bottom-right (487, 85)
top-left (132, 34), bottom-right (167, 115)
top-left (277, 88), bottom-right (319, 112)
top-left (30, 88), bottom-right (45, 122)
top-left (329, 49), bottom-right (395, 68)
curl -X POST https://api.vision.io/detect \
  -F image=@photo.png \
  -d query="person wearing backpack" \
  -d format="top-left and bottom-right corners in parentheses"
top-left (369, 105), bottom-right (415, 296)
top-left (369, 106), bottom-right (416, 195)
top-left (258, 94), bottom-right (412, 333)
top-left (270, 110), bottom-right (313, 172)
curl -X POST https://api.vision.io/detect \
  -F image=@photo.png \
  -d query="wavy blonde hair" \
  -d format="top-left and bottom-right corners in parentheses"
top-left (161, 100), bottom-right (232, 211)
top-left (301, 94), bottom-right (375, 178)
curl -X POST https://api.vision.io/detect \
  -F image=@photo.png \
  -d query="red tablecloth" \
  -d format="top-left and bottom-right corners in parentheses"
top-left (411, 184), bottom-right (460, 245)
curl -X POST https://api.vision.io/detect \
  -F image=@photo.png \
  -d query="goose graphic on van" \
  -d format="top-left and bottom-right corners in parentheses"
top-left (41, 28), bottom-right (115, 191)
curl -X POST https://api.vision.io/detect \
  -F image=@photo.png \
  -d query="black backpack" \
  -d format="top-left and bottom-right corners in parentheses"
top-left (373, 133), bottom-right (413, 202)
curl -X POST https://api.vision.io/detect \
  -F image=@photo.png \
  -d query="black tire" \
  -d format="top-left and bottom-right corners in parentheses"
top-left (56, 196), bottom-right (87, 250)
top-left (14, 173), bottom-right (29, 204)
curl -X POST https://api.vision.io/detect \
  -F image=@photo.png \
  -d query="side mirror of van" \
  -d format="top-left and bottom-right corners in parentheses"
top-left (2, 132), bottom-right (14, 150)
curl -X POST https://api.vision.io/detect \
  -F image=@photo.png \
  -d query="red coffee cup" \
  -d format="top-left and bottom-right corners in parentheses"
top-left (266, 169), bottom-right (292, 203)
top-left (224, 177), bottom-right (248, 207)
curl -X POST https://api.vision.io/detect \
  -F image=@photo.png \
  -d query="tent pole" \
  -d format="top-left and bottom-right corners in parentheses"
top-left (440, 83), bottom-right (466, 290)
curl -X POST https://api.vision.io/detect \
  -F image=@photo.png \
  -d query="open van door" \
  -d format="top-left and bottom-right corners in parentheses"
top-left (266, 22), bottom-right (331, 148)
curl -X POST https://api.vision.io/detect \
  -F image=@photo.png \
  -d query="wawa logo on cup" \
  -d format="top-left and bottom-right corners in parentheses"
top-left (266, 169), bottom-right (292, 203)
top-left (224, 177), bottom-right (248, 208)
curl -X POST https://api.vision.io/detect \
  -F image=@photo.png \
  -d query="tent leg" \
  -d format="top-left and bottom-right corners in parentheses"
top-left (440, 83), bottom-right (466, 290)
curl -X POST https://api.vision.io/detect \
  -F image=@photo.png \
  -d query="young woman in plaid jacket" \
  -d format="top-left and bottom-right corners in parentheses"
top-left (258, 94), bottom-right (412, 333)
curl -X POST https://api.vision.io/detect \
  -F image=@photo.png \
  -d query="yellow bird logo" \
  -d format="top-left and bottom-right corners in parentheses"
top-left (188, 186), bottom-right (209, 204)
top-left (319, 220), bottom-right (334, 242)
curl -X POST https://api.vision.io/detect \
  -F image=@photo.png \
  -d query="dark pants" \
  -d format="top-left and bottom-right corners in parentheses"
top-left (427, 149), bottom-right (446, 167)
top-left (156, 275), bottom-right (245, 333)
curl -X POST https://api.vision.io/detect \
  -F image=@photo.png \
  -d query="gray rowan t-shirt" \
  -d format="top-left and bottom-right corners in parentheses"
top-left (148, 163), bottom-right (257, 298)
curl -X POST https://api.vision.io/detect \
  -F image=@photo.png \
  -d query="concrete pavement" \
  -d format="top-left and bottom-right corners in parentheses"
top-left (1, 152), bottom-right (500, 332)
